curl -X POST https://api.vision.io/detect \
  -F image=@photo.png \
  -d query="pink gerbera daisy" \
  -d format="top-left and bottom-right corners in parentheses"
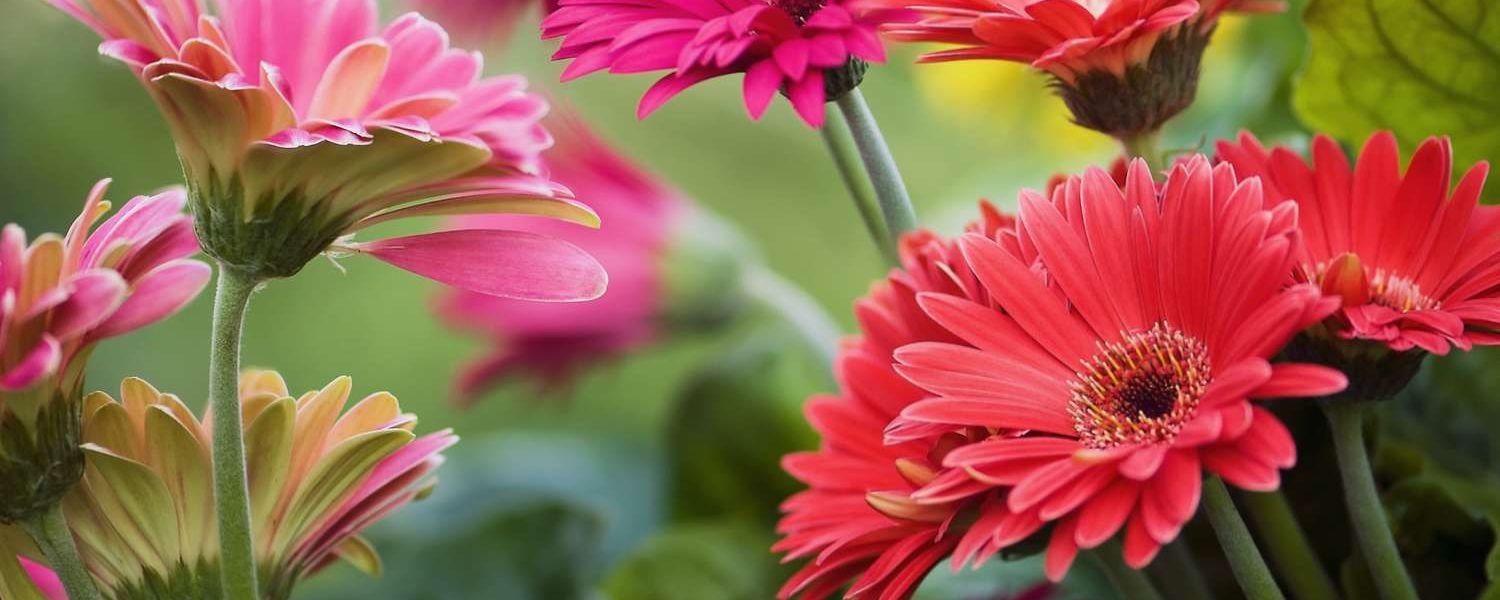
top-left (541, 0), bottom-right (888, 126)
top-left (0, 180), bottom-right (209, 523)
top-left (1216, 131), bottom-right (1496, 359)
top-left (50, 0), bottom-right (606, 300)
top-left (887, 157), bottom-right (1347, 579)
top-left (776, 205), bottom-right (1036, 599)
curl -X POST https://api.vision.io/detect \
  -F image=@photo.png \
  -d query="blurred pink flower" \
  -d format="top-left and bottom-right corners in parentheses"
top-left (541, 0), bottom-right (888, 127)
top-left (49, 0), bottom-right (606, 300)
top-left (438, 116), bottom-right (686, 401)
top-left (414, 0), bottom-right (560, 41)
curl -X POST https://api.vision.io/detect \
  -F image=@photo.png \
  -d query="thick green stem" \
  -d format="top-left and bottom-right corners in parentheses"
top-left (208, 265), bottom-right (261, 600)
top-left (818, 116), bottom-right (896, 266)
top-left (1120, 131), bottom-right (1164, 172)
top-left (833, 90), bottom-right (918, 244)
top-left (1241, 490), bottom-right (1341, 600)
top-left (1322, 400), bottom-right (1418, 600)
top-left (23, 505), bottom-right (100, 600)
top-left (1091, 540), bottom-right (1166, 600)
top-left (1149, 539), bottom-right (1214, 600)
top-left (1204, 477), bottom-right (1286, 600)
top-left (742, 265), bottom-right (841, 373)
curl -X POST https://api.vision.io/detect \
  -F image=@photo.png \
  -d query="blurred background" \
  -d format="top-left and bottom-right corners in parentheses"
top-left (0, 3), bottom-right (1313, 597)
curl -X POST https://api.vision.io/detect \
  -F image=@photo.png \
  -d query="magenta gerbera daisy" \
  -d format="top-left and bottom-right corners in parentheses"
top-left (541, 0), bottom-right (888, 127)
top-left (888, 157), bottom-right (1347, 579)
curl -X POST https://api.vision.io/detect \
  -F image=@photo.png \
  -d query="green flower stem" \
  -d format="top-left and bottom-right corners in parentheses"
top-left (833, 90), bottom-right (918, 245)
top-left (1091, 540), bottom-right (1165, 600)
top-left (742, 264), bottom-right (840, 372)
top-left (818, 116), bottom-right (896, 266)
top-left (1149, 539), bottom-right (1214, 600)
top-left (1204, 476), bottom-right (1286, 600)
top-left (1322, 400), bottom-right (1419, 600)
top-left (208, 265), bottom-right (262, 600)
top-left (1241, 490), bottom-right (1341, 600)
top-left (23, 505), bottom-right (100, 600)
top-left (1120, 131), bottom-right (1164, 172)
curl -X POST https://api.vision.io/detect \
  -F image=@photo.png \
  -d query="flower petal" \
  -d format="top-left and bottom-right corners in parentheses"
top-left (354, 229), bottom-right (607, 301)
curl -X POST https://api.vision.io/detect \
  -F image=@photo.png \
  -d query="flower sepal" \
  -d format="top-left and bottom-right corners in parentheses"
top-left (1285, 326), bottom-right (1427, 405)
top-left (190, 174), bottom-right (350, 281)
top-left (1053, 26), bottom-right (1212, 138)
top-left (0, 375), bottom-right (86, 524)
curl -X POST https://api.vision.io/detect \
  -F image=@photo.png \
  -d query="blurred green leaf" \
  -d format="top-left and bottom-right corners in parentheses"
top-left (603, 521), bottom-right (784, 600)
top-left (668, 333), bottom-right (820, 525)
top-left (1358, 439), bottom-right (1500, 598)
top-left (1294, 0), bottom-right (1500, 201)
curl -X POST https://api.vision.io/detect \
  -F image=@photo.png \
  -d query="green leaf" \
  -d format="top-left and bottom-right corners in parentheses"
top-left (1294, 0), bottom-right (1500, 201)
top-left (667, 334), bottom-right (819, 525)
top-left (603, 521), bottom-right (784, 600)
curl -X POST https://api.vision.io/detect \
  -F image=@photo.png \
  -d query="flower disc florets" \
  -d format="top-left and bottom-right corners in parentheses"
top-left (1070, 323), bottom-right (1209, 449)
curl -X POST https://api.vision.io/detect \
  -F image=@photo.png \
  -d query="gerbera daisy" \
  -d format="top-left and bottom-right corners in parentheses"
top-left (1216, 132), bottom-right (1496, 370)
top-left (50, 0), bottom-right (606, 299)
top-left (889, 157), bottom-right (1346, 579)
top-left (9, 372), bottom-right (455, 600)
top-left (540, 0), bottom-right (888, 126)
top-left (776, 204), bottom-right (1035, 599)
top-left (0, 181), bottom-right (209, 524)
top-left (882, 0), bottom-right (1277, 139)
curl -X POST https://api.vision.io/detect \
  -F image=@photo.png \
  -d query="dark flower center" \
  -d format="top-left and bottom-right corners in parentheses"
top-left (768, 0), bottom-right (825, 23)
top-left (1069, 323), bottom-right (1210, 449)
top-left (1115, 372), bottom-right (1178, 419)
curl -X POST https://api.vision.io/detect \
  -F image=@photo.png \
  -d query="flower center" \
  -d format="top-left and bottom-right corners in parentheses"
top-left (1369, 270), bottom-right (1439, 313)
top-left (1068, 323), bottom-right (1210, 449)
top-left (1307, 255), bottom-right (1440, 314)
top-left (768, 0), bottom-right (825, 23)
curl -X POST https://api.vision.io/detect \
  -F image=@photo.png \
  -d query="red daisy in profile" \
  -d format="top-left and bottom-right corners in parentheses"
top-left (1216, 131), bottom-right (1496, 359)
top-left (540, 0), bottom-right (887, 126)
top-left (776, 205), bottom-right (1034, 599)
top-left (888, 157), bottom-right (1346, 579)
top-left (881, 0), bottom-right (1276, 137)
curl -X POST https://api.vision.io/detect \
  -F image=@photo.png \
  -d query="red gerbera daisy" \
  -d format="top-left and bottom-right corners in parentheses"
top-left (541, 0), bottom-right (887, 127)
top-left (1216, 131), bottom-right (1496, 358)
top-left (881, 0), bottom-right (1276, 137)
top-left (776, 205), bottom-right (1034, 599)
top-left (889, 157), bottom-right (1347, 579)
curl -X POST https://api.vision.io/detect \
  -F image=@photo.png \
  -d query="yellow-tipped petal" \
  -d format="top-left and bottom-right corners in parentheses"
top-left (81, 444), bottom-right (179, 574)
top-left (143, 406), bottom-right (212, 560)
top-left (333, 535), bottom-right (383, 577)
top-left (19, 236), bottom-right (63, 313)
top-left (246, 397), bottom-right (296, 551)
top-left (240, 369), bottom-right (290, 399)
top-left (350, 195), bottom-right (602, 232)
top-left (82, 402), bottom-right (137, 461)
top-left (328, 392), bottom-right (402, 446)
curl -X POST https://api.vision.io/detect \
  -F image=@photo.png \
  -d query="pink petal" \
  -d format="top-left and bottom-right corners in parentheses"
top-left (48, 271), bottom-right (128, 340)
top-left (0, 336), bottom-right (60, 391)
top-left (354, 229), bottom-right (607, 301)
top-left (92, 260), bottom-right (211, 339)
top-left (1254, 363), bottom-right (1348, 398)
top-left (21, 557), bottom-right (65, 600)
